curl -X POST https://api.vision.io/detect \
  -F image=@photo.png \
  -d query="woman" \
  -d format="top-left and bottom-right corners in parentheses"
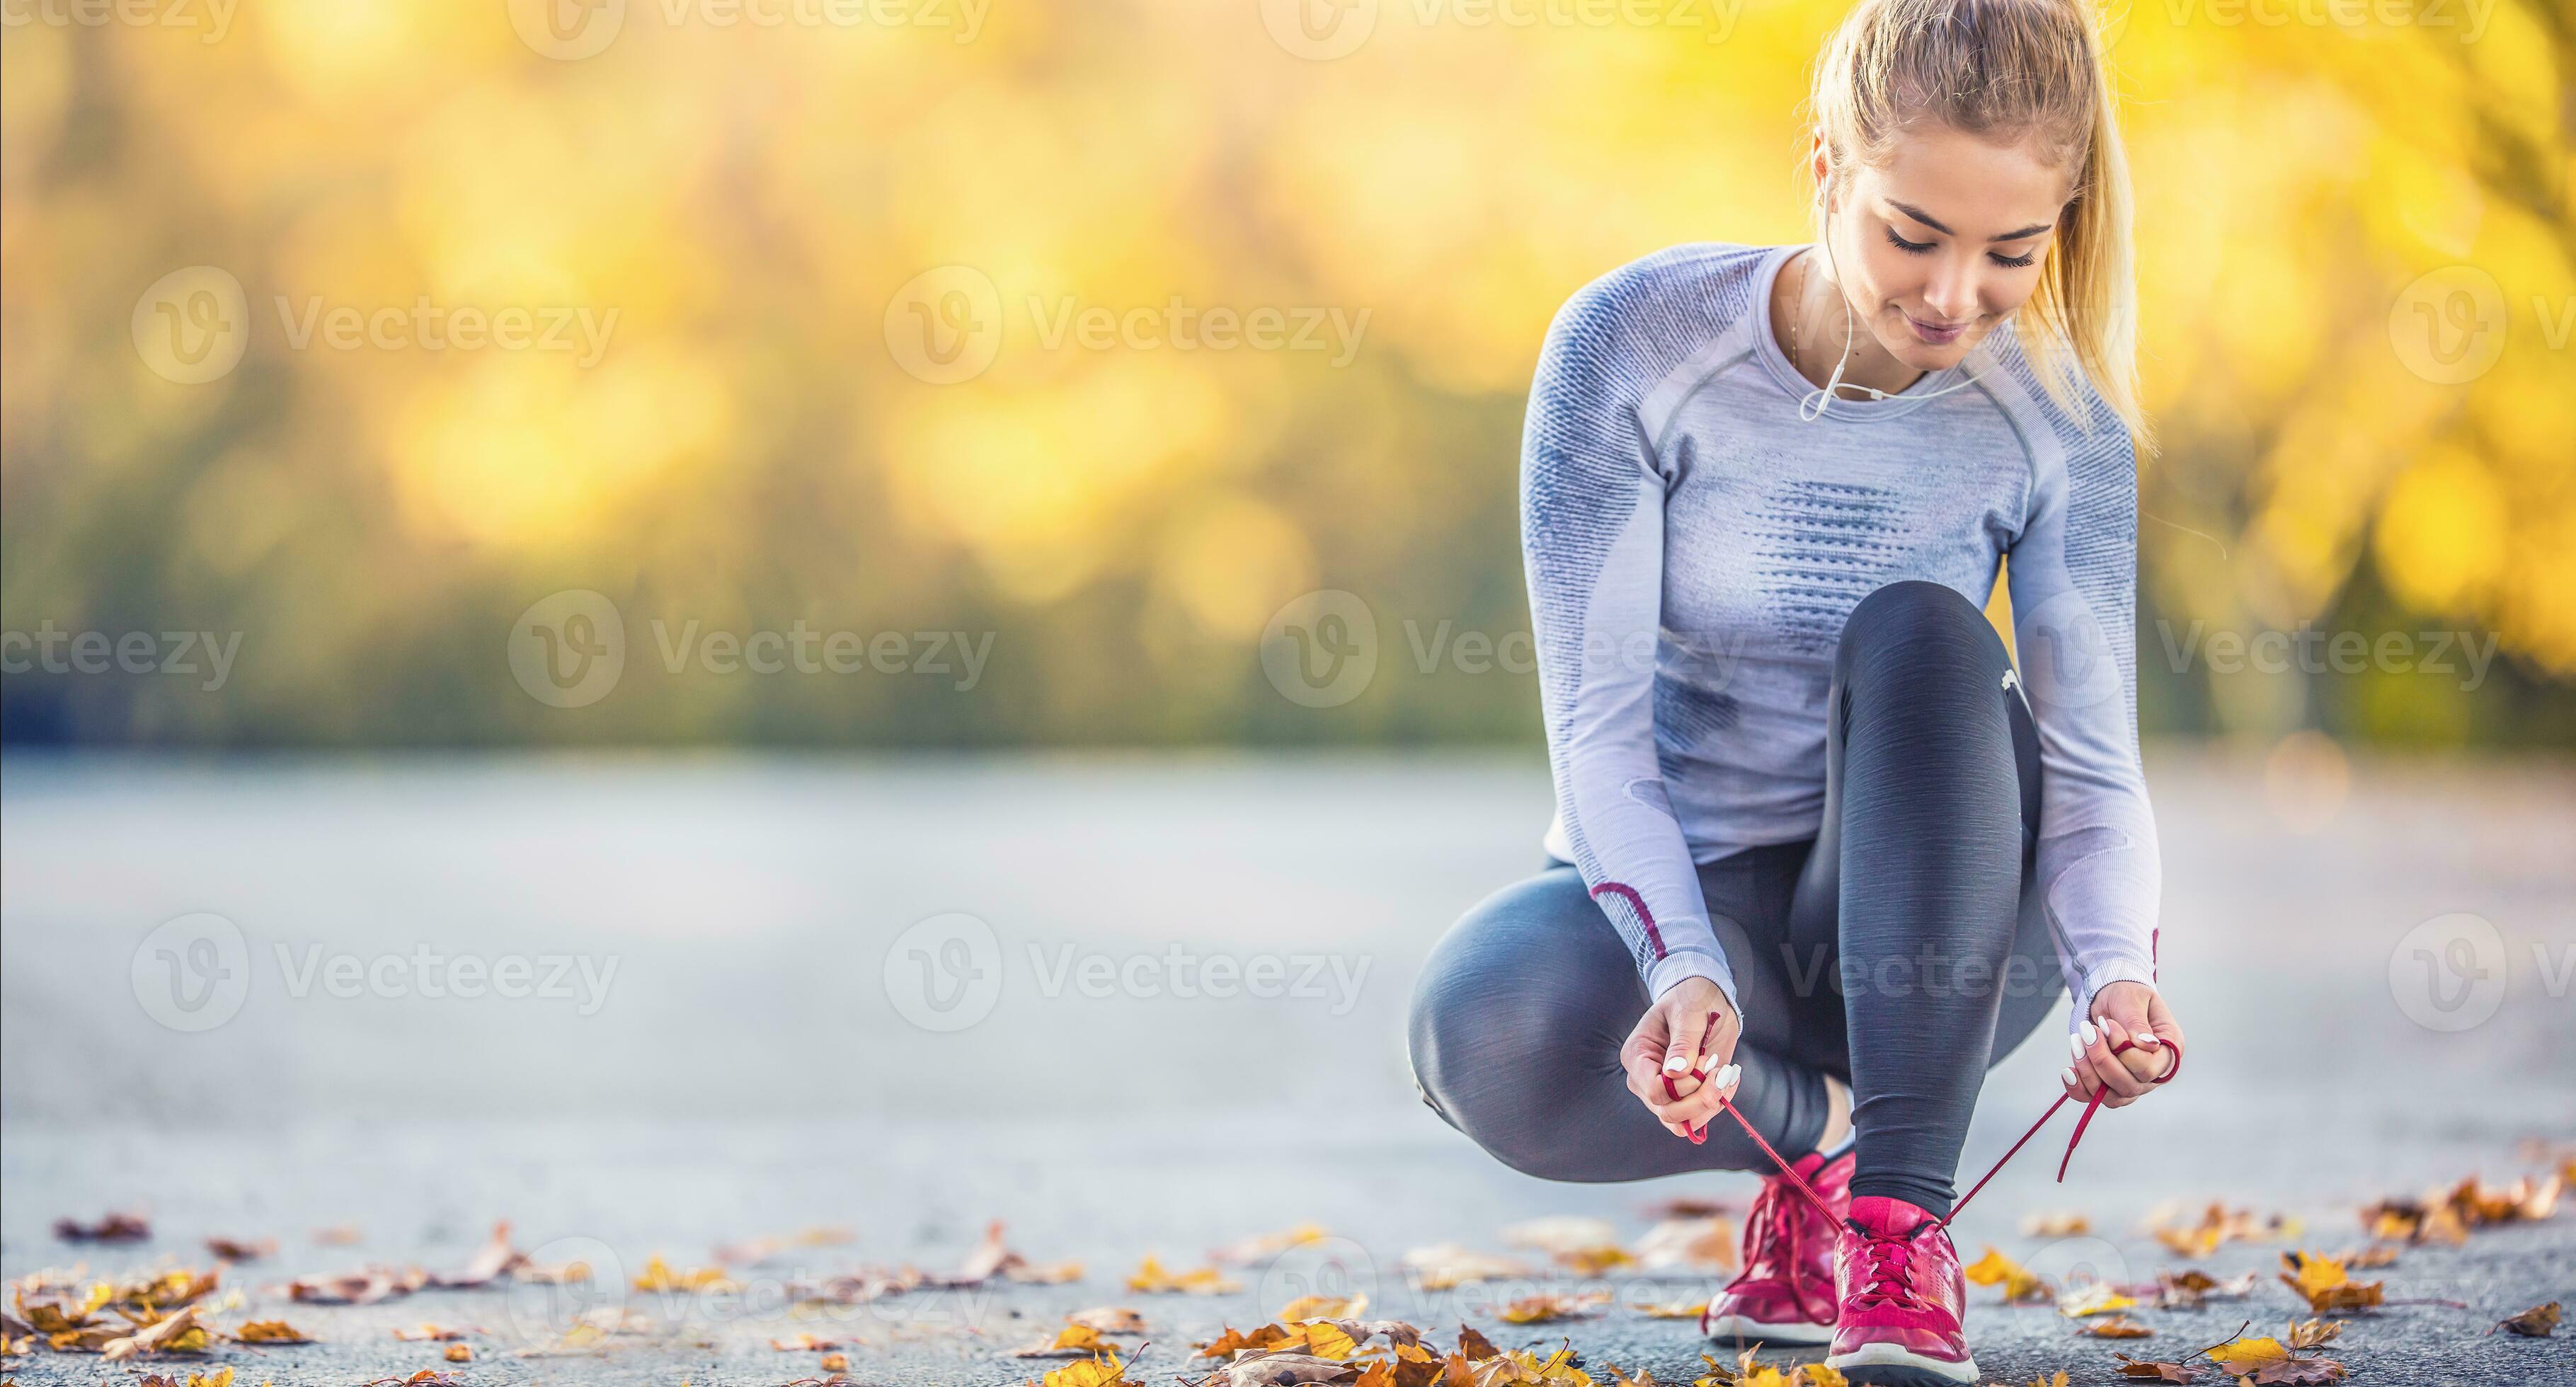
top-left (1405, 1), bottom-right (2184, 1382)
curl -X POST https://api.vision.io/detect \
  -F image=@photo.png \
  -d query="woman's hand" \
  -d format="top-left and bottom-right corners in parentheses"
top-left (1621, 975), bottom-right (1744, 1141)
top-left (2062, 980), bottom-right (2184, 1109)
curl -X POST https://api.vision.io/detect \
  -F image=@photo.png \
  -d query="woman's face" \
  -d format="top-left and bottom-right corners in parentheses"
top-left (1817, 125), bottom-right (2072, 372)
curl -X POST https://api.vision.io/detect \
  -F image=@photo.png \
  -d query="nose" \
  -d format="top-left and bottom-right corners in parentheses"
top-left (1922, 258), bottom-right (1983, 323)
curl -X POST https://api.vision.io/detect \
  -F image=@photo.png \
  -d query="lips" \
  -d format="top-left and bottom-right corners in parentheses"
top-left (1906, 313), bottom-right (1971, 345)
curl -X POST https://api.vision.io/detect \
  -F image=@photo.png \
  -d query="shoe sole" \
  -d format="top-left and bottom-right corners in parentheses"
top-left (1702, 1313), bottom-right (1834, 1347)
top-left (1826, 1340), bottom-right (1979, 1386)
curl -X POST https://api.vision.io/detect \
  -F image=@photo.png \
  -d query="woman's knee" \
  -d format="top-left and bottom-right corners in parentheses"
top-left (1836, 580), bottom-right (2011, 709)
top-left (1408, 871), bottom-right (1637, 1142)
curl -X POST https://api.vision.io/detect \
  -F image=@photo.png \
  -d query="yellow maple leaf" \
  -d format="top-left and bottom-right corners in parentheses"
top-left (2207, 1335), bottom-right (2291, 1374)
top-left (1963, 1246), bottom-right (2049, 1303)
top-left (2279, 1251), bottom-right (2383, 1312)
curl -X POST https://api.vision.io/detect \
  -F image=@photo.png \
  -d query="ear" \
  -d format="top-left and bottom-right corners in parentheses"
top-left (1807, 130), bottom-right (1833, 205)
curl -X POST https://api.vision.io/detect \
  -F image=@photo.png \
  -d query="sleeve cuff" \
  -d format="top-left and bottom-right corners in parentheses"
top-left (2068, 957), bottom-right (2158, 1033)
top-left (1645, 948), bottom-right (1741, 1028)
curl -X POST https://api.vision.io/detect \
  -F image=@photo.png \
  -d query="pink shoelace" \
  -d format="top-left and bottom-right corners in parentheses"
top-left (1684, 1033), bottom-right (2185, 1239)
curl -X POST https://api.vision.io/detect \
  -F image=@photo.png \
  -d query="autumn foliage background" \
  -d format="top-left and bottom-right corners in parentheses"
top-left (2, 0), bottom-right (2570, 748)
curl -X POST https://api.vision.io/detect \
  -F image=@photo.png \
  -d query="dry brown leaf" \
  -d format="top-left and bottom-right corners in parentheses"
top-left (1500, 1217), bottom-right (1618, 1255)
top-left (1633, 1216), bottom-right (1736, 1272)
top-left (821, 1349), bottom-right (852, 1371)
top-left (1456, 1324), bottom-right (1500, 1361)
top-left (391, 1323), bottom-right (471, 1342)
top-left (2080, 1315), bottom-right (2154, 1338)
top-left (53, 1212), bottom-right (151, 1243)
top-left (2495, 1301), bottom-right (2560, 1337)
top-left (2113, 1356), bottom-right (2202, 1383)
top-left (101, 1306), bottom-right (207, 1361)
top-left (1492, 1293), bottom-right (1607, 1325)
top-left (1069, 1306), bottom-right (1147, 1335)
top-left (430, 1220), bottom-right (524, 1288)
top-left (232, 1319), bottom-right (311, 1345)
top-left (204, 1237), bottom-right (274, 1262)
top-left (2285, 1318), bottom-right (2344, 1351)
top-left (288, 1266), bottom-right (427, 1305)
top-left (2243, 1359), bottom-right (2347, 1384)
top-left (442, 1343), bottom-right (471, 1362)
top-left (2056, 1283), bottom-right (2137, 1318)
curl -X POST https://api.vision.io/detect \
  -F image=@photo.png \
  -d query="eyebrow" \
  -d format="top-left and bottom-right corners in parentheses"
top-left (1889, 200), bottom-right (2056, 242)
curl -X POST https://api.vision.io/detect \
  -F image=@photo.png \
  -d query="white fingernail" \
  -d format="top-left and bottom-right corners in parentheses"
top-left (1664, 1053), bottom-right (1690, 1073)
top-left (2082, 1022), bottom-right (2100, 1047)
top-left (2061, 1067), bottom-right (2078, 1088)
top-left (2068, 1032), bottom-right (2086, 1060)
top-left (1719, 1065), bottom-right (1739, 1087)
top-left (2136, 1029), bottom-right (2159, 1047)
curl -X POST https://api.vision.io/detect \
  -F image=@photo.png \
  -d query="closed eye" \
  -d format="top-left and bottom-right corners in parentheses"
top-left (1886, 224), bottom-right (2042, 270)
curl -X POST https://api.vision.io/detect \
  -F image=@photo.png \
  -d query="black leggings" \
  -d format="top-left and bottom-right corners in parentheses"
top-left (1408, 581), bottom-right (2067, 1219)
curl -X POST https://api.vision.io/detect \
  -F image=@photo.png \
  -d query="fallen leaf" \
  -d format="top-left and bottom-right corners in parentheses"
top-left (2113, 1356), bottom-right (2201, 1383)
top-left (204, 1238), bottom-right (274, 1262)
top-left (1281, 1295), bottom-right (1368, 1322)
top-left (54, 1212), bottom-right (151, 1243)
top-left (772, 1333), bottom-right (850, 1350)
top-left (2243, 1359), bottom-right (2347, 1384)
top-left (101, 1306), bottom-right (207, 1361)
top-left (822, 1349), bottom-right (852, 1371)
top-left (430, 1221), bottom-right (524, 1288)
top-left (1400, 1245), bottom-right (1532, 1290)
top-left (1963, 1247), bottom-right (2051, 1304)
top-left (1457, 1325), bottom-right (1501, 1361)
top-left (313, 1225), bottom-right (364, 1245)
top-left (2080, 1315), bottom-right (2154, 1338)
top-left (1501, 1217), bottom-right (1618, 1255)
top-left (634, 1254), bottom-right (734, 1292)
top-left (2495, 1301), bottom-right (2560, 1337)
top-left (2057, 1283), bottom-right (2138, 1318)
top-left (2204, 1335), bottom-right (2291, 1375)
top-left (1126, 1255), bottom-right (1240, 1295)
top-left (1632, 1216), bottom-right (1736, 1272)
top-left (1070, 1307), bottom-right (1147, 1335)
top-left (1492, 1293), bottom-right (1607, 1325)
top-left (2277, 1253), bottom-right (2382, 1313)
top-left (288, 1267), bottom-right (428, 1305)
top-left (1014, 1323), bottom-right (1123, 1359)
top-left (443, 1343), bottom-right (472, 1362)
top-left (1633, 1299), bottom-right (1706, 1319)
top-left (2284, 1318), bottom-right (2343, 1351)
top-left (2020, 1211), bottom-right (2093, 1237)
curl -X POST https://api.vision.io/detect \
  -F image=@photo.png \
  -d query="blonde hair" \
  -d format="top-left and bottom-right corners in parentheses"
top-left (1807, 0), bottom-right (2154, 456)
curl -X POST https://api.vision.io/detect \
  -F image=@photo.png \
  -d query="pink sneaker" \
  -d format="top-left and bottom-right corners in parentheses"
top-left (1824, 1195), bottom-right (1977, 1385)
top-left (1702, 1146), bottom-right (1853, 1345)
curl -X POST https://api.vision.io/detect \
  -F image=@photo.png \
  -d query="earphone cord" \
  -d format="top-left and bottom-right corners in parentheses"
top-left (1794, 197), bottom-right (1996, 422)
